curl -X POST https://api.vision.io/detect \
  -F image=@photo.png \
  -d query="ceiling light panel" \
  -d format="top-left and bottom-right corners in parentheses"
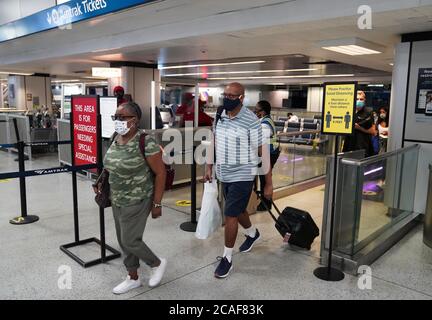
top-left (320, 38), bottom-right (383, 56)
top-left (159, 60), bottom-right (266, 70)
top-left (164, 68), bottom-right (318, 77)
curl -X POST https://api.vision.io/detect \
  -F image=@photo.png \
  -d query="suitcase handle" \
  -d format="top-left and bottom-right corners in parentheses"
top-left (254, 191), bottom-right (283, 220)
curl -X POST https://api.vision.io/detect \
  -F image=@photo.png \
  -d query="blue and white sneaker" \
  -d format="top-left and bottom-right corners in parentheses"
top-left (214, 257), bottom-right (233, 278)
top-left (239, 229), bottom-right (261, 253)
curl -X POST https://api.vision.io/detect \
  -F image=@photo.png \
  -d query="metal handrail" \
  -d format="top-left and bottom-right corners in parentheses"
top-left (277, 129), bottom-right (321, 138)
top-left (341, 144), bottom-right (420, 167)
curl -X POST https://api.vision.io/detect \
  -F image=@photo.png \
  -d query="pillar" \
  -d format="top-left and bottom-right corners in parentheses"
top-left (8, 74), bottom-right (52, 112)
top-left (0, 81), bottom-right (4, 108)
top-left (108, 63), bottom-right (160, 130)
top-left (307, 86), bottom-right (323, 113)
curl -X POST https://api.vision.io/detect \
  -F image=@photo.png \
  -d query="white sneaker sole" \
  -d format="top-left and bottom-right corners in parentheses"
top-left (112, 283), bottom-right (142, 295)
top-left (149, 259), bottom-right (167, 288)
top-left (240, 234), bottom-right (261, 253)
top-left (214, 265), bottom-right (233, 279)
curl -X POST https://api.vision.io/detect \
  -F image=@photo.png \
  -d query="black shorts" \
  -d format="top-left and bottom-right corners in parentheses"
top-left (222, 181), bottom-right (254, 217)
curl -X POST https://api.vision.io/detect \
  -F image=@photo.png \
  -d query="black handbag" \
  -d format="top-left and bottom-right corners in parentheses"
top-left (93, 169), bottom-right (112, 208)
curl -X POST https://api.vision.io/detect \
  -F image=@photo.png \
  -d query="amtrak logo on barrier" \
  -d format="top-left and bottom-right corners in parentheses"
top-left (34, 168), bottom-right (69, 175)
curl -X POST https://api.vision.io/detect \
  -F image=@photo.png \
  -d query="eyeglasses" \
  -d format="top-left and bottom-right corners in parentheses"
top-left (221, 93), bottom-right (242, 100)
top-left (111, 115), bottom-right (134, 121)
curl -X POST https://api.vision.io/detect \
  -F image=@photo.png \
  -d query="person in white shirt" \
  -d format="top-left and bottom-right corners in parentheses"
top-left (378, 107), bottom-right (389, 154)
top-left (287, 113), bottom-right (299, 123)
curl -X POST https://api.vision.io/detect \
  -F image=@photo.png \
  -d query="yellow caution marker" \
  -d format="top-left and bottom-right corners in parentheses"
top-left (176, 200), bottom-right (192, 207)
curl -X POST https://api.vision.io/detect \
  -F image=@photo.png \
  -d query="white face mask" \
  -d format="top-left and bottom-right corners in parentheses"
top-left (114, 120), bottom-right (131, 136)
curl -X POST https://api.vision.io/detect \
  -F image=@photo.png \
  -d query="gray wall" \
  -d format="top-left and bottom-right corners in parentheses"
top-left (0, 0), bottom-right (56, 25)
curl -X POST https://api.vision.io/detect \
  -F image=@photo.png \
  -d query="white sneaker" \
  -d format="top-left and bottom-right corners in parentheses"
top-left (149, 258), bottom-right (167, 288)
top-left (112, 276), bottom-right (142, 295)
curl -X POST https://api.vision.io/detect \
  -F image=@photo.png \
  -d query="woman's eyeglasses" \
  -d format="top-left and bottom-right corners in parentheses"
top-left (111, 115), bottom-right (134, 121)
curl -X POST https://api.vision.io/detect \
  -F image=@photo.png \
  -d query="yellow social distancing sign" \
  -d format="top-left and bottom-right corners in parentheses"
top-left (322, 83), bottom-right (357, 135)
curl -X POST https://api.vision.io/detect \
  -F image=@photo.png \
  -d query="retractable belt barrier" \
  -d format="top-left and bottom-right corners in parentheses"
top-left (0, 133), bottom-right (121, 268)
top-left (0, 163), bottom-right (97, 180)
top-left (0, 143), bottom-right (18, 149)
top-left (0, 139), bottom-right (93, 223)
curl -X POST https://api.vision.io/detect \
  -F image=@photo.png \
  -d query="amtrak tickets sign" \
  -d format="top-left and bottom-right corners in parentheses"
top-left (0, 0), bottom-right (158, 43)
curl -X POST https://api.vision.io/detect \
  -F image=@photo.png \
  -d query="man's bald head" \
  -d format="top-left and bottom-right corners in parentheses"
top-left (224, 82), bottom-right (245, 108)
top-left (225, 82), bottom-right (245, 96)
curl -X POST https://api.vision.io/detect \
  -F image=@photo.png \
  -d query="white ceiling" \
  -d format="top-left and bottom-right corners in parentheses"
top-left (0, 0), bottom-right (431, 84)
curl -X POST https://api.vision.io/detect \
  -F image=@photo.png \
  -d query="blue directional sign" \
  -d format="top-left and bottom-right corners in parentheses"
top-left (0, 0), bottom-right (158, 43)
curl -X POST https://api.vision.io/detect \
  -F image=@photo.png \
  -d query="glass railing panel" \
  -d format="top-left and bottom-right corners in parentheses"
top-left (332, 145), bottom-right (420, 256)
top-left (271, 132), bottom-right (332, 191)
top-left (273, 142), bottom-right (295, 189)
top-left (394, 149), bottom-right (418, 214)
top-left (354, 159), bottom-right (397, 248)
top-left (334, 161), bottom-right (362, 256)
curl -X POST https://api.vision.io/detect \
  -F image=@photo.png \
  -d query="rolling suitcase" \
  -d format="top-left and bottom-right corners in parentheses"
top-left (256, 192), bottom-right (320, 250)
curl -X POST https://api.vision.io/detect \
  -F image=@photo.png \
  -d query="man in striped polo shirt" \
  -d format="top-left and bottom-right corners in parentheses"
top-left (205, 82), bottom-right (274, 279)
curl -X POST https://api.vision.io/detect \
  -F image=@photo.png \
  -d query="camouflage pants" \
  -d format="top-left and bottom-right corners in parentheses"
top-left (112, 198), bottom-right (161, 272)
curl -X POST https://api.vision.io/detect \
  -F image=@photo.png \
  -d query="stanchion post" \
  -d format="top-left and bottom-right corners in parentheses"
top-left (72, 171), bottom-right (80, 242)
top-left (12, 118), bottom-right (29, 162)
top-left (313, 135), bottom-right (345, 281)
top-left (180, 145), bottom-right (198, 232)
top-left (9, 141), bottom-right (39, 225)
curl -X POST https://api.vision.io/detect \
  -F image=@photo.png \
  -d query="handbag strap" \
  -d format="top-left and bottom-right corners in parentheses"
top-left (139, 132), bottom-right (148, 160)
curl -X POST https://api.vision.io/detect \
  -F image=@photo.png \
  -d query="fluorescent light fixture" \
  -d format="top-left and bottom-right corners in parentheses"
top-left (389, 63), bottom-right (394, 66)
top-left (207, 74), bottom-right (355, 80)
top-left (320, 38), bottom-right (383, 56)
top-left (0, 71), bottom-right (34, 76)
top-left (92, 67), bottom-right (121, 78)
top-left (159, 60), bottom-right (266, 70)
top-left (368, 84), bottom-right (384, 87)
top-left (91, 47), bottom-right (122, 53)
top-left (52, 79), bottom-right (81, 83)
top-left (164, 68), bottom-right (318, 77)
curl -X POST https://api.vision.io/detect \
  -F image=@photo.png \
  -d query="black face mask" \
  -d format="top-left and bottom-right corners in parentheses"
top-left (223, 98), bottom-right (241, 111)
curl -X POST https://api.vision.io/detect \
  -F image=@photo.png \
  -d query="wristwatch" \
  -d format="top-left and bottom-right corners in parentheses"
top-left (153, 202), bottom-right (162, 208)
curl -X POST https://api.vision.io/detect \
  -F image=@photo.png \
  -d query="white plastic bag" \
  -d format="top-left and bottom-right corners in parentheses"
top-left (195, 180), bottom-right (222, 240)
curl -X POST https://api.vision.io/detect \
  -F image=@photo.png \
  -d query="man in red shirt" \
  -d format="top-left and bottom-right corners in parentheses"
top-left (114, 86), bottom-right (128, 106)
top-left (176, 93), bottom-right (213, 127)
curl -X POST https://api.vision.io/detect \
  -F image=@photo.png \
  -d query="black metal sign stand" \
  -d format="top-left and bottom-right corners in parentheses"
top-left (313, 135), bottom-right (345, 281)
top-left (180, 145), bottom-right (198, 232)
top-left (313, 81), bottom-right (357, 282)
top-left (9, 140), bottom-right (39, 225)
top-left (60, 95), bottom-right (120, 268)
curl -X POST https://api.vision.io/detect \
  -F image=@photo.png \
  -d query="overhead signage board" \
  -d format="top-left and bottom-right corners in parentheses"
top-left (92, 67), bottom-right (122, 78)
top-left (0, 0), bottom-right (158, 43)
top-left (71, 95), bottom-right (100, 167)
top-left (322, 82), bottom-right (357, 135)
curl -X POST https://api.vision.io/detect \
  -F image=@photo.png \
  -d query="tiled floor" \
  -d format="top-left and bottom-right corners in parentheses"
top-left (0, 150), bottom-right (431, 300)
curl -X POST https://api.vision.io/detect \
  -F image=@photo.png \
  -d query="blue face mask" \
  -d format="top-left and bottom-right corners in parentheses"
top-left (356, 100), bottom-right (365, 109)
top-left (223, 98), bottom-right (241, 111)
